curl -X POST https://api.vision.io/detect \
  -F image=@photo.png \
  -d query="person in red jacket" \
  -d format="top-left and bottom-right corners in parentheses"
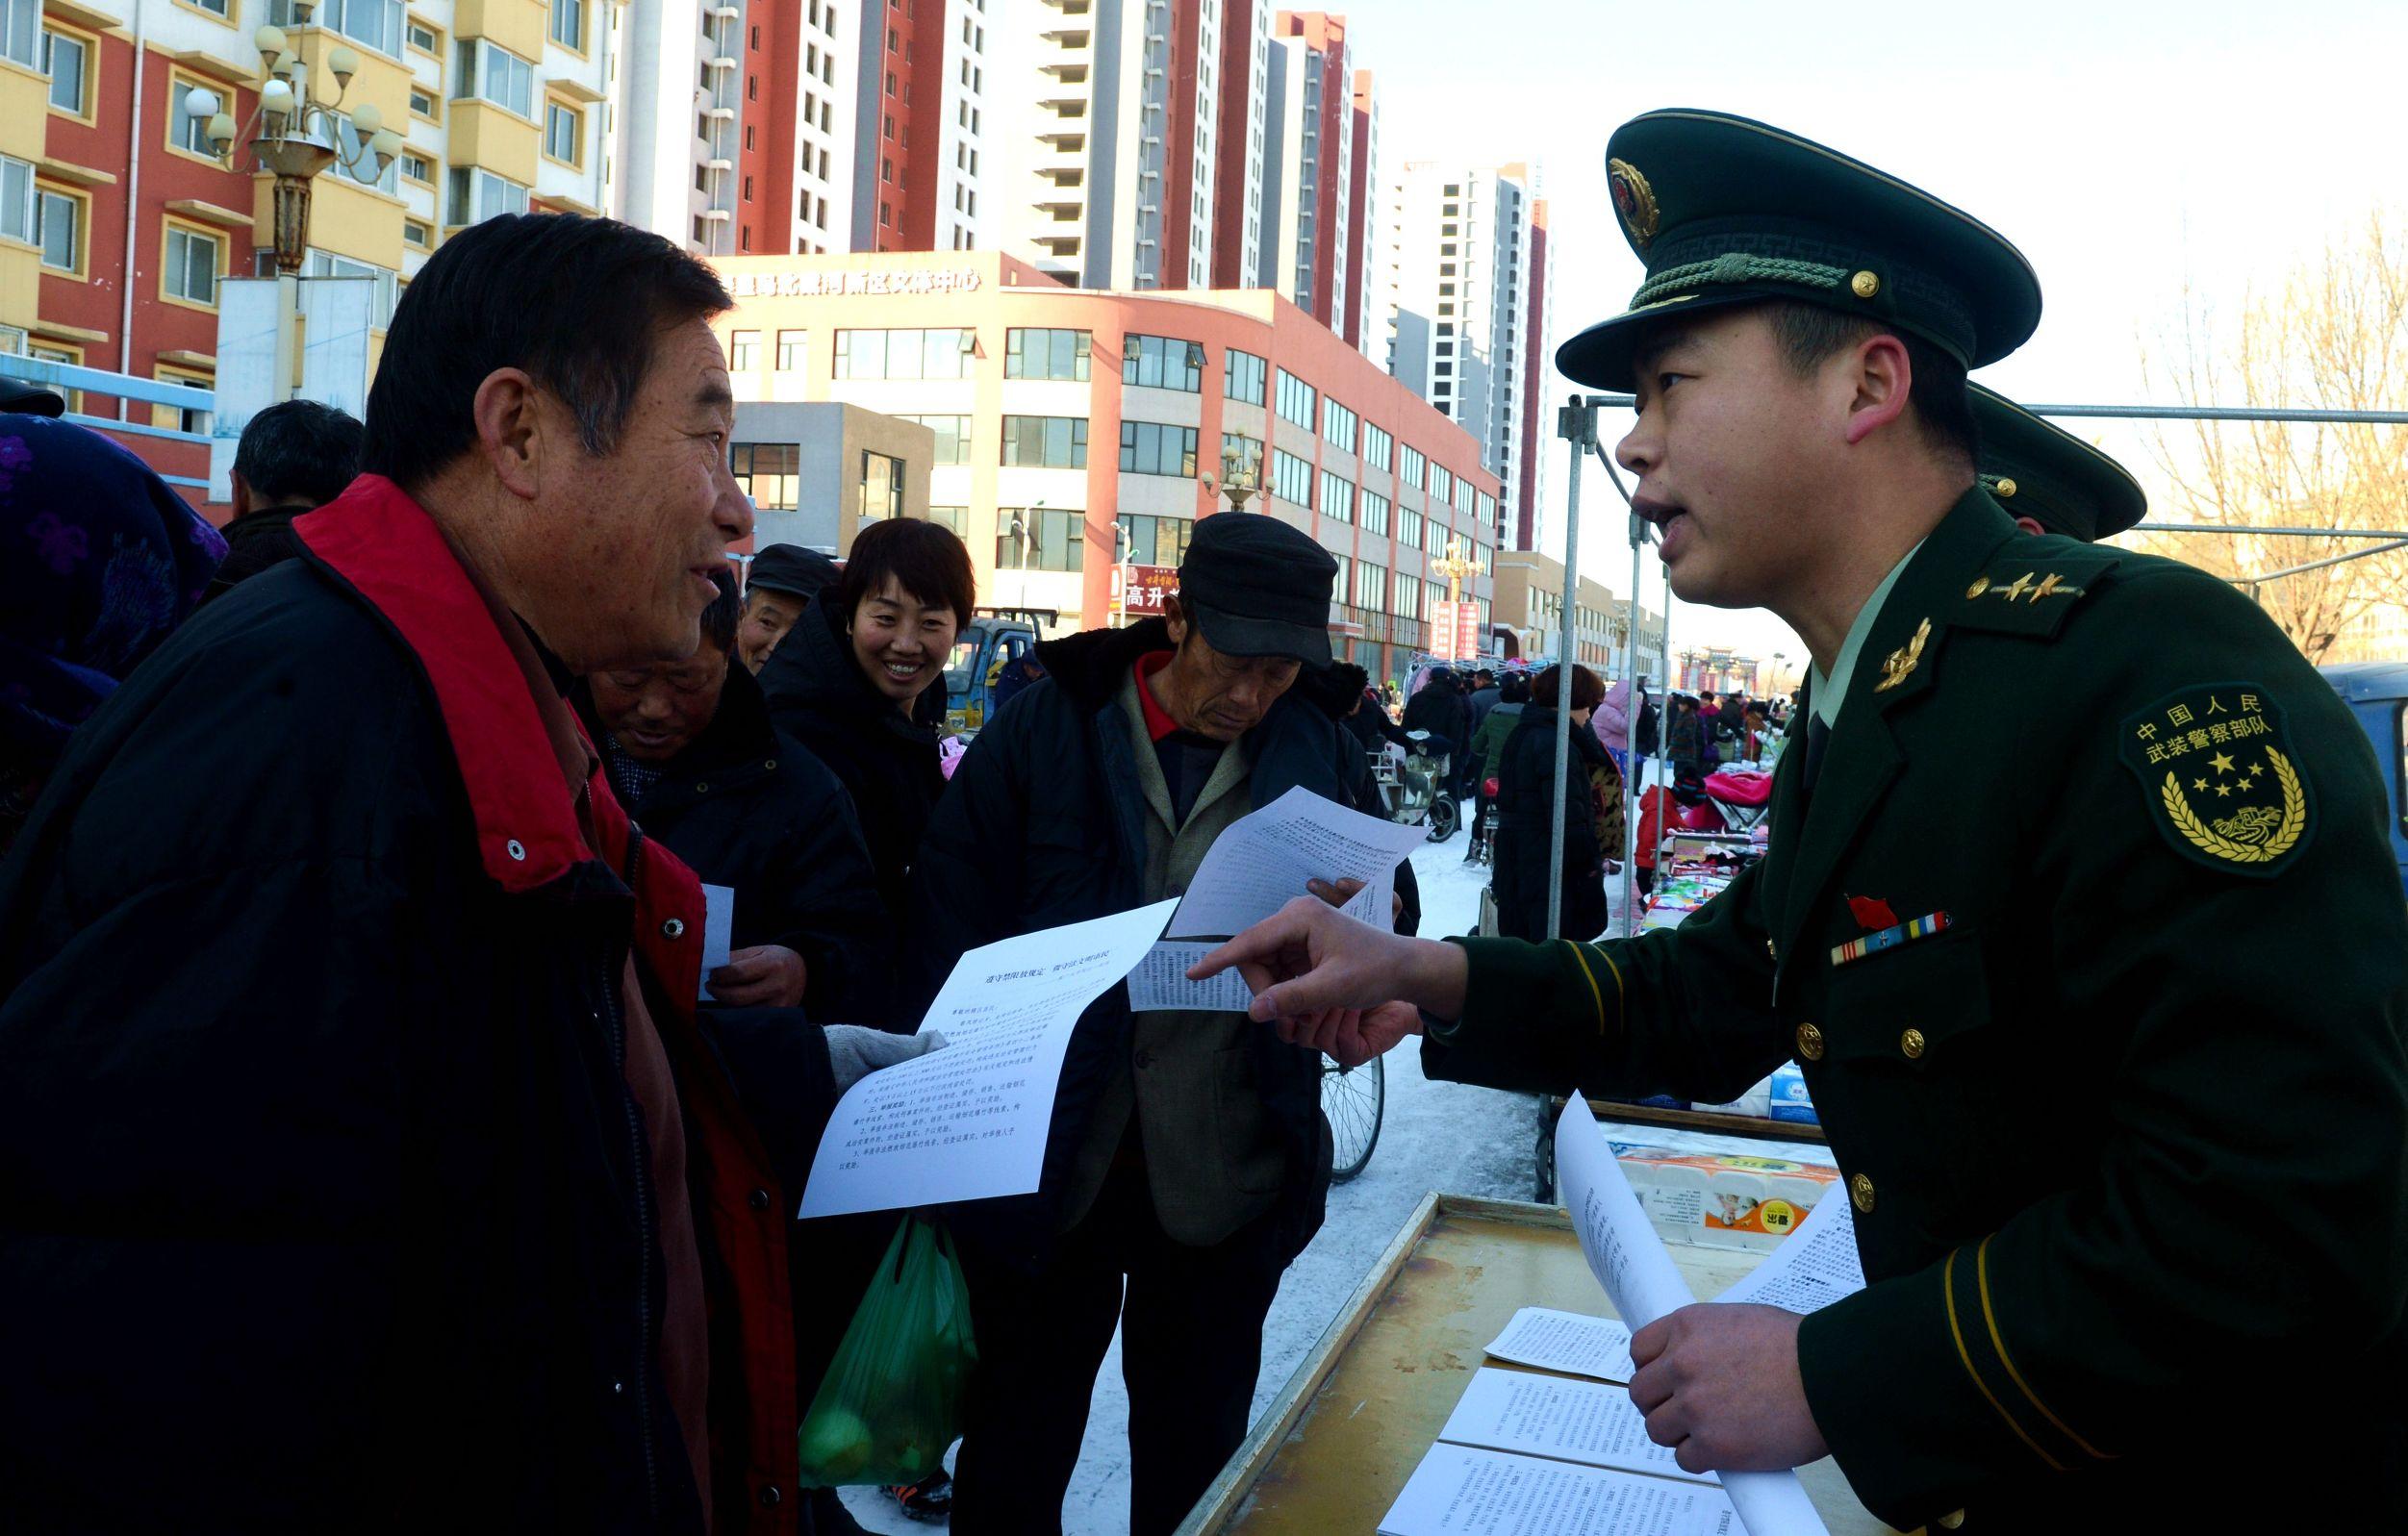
top-left (0, 214), bottom-right (881, 1533)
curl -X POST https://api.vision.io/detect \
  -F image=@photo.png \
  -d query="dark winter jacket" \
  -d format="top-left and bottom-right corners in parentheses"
top-left (1402, 679), bottom-right (1469, 747)
top-left (905, 618), bottom-right (1419, 1267)
top-left (0, 477), bottom-right (818, 1534)
top-left (1490, 706), bottom-right (1610, 942)
top-left (573, 662), bottom-right (894, 1024)
top-left (758, 592), bottom-right (949, 934)
top-left (1471, 700), bottom-right (1526, 787)
top-left (199, 501), bottom-right (315, 603)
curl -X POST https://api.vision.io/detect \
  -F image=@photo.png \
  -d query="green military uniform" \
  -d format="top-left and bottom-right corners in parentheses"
top-left (1427, 112), bottom-right (2408, 1533)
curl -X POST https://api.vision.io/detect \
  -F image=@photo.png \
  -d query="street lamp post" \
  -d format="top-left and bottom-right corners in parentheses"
top-left (190, 6), bottom-right (401, 273)
top-left (1218, 443), bottom-right (1261, 514)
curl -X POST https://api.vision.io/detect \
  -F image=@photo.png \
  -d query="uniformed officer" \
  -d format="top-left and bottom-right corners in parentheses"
top-left (1194, 110), bottom-right (2408, 1532)
top-left (1969, 383), bottom-right (2147, 542)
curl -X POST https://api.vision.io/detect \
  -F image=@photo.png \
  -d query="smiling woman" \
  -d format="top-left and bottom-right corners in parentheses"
top-left (760, 517), bottom-right (977, 939)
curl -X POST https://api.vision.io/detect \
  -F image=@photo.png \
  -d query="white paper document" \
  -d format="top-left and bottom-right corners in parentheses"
top-left (697, 883), bottom-right (736, 1000)
top-left (1483, 1306), bottom-right (1638, 1383)
top-left (1556, 1098), bottom-right (1834, 1536)
top-left (797, 899), bottom-right (1177, 1219)
top-left (1379, 1445), bottom-right (1737, 1536)
top-left (1125, 940), bottom-right (1257, 1013)
top-left (1165, 784), bottom-right (1428, 940)
top-left (1711, 1190), bottom-right (1864, 1315)
top-left (1439, 1368), bottom-right (1716, 1484)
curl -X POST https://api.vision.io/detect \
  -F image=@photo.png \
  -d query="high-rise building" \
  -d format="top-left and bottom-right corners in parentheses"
top-left (1381, 160), bottom-right (1542, 550)
top-left (1514, 192), bottom-right (1548, 550)
top-left (1, 0), bottom-right (614, 491)
top-left (1342, 63), bottom-right (1375, 354)
top-left (1257, 12), bottom-right (1349, 331)
top-left (1206, 0), bottom-right (1268, 291)
top-left (731, 0), bottom-right (856, 257)
top-left (992, 0), bottom-right (1227, 290)
top-left (611, 0), bottom-right (739, 254)
top-left (846, 0), bottom-right (988, 253)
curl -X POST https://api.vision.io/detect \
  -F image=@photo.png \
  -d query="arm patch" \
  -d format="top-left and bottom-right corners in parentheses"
top-left (2117, 683), bottom-right (2315, 878)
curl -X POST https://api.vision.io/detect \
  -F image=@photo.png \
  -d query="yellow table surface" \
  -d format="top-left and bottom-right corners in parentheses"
top-left (1179, 1195), bottom-right (1899, 1536)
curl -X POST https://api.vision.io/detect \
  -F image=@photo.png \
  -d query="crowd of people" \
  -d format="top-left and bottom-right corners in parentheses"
top-left (0, 212), bottom-right (1428, 1536)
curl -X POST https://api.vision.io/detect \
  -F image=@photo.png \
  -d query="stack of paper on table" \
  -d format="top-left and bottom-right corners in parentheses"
top-left (1380, 1100), bottom-right (1864, 1536)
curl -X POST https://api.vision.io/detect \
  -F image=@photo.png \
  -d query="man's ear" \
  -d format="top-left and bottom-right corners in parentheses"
top-left (470, 367), bottom-right (545, 501)
top-left (1841, 333), bottom-right (1914, 447)
top-left (1162, 593), bottom-right (1187, 647)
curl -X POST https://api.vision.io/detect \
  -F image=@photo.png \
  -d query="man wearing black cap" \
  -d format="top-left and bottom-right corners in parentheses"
top-left (735, 542), bottom-right (840, 671)
top-left (908, 512), bottom-right (1418, 1536)
top-left (1192, 109), bottom-right (2408, 1533)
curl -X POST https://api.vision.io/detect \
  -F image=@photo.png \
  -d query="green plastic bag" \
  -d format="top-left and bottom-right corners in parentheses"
top-left (797, 1215), bottom-right (978, 1488)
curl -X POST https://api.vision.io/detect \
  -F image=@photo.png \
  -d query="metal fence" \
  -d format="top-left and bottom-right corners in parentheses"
top-left (3, 356), bottom-right (217, 491)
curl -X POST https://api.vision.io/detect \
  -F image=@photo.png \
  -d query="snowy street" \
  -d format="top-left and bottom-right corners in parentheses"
top-left (843, 799), bottom-right (1631, 1534)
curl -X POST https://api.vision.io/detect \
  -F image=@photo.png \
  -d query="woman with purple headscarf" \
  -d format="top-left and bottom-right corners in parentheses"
top-left (1, 412), bottom-right (226, 852)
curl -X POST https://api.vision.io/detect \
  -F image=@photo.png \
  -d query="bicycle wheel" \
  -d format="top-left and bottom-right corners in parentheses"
top-left (1322, 1053), bottom-right (1385, 1182)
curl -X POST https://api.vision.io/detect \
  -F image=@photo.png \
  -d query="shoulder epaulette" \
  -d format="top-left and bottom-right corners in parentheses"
top-left (1953, 544), bottom-right (2126, 641)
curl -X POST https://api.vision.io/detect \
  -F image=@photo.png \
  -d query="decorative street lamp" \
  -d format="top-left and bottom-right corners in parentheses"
top-left (189, 3), bottom-right (401, 272)
top-left (1219, 442), bottom-right (1261, 514)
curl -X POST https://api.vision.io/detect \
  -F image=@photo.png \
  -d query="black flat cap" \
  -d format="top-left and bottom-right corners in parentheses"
top-left (1559, 109), bottom-right (2043, 390)
top-left (1, 377), bottom-right (65, 417)
top-left (747, 543), bottom-right (840, 601)
top-left (1177, 513), bottom-right (1338, 666)
top-left (1970, 384), bottom-right (2146, 541)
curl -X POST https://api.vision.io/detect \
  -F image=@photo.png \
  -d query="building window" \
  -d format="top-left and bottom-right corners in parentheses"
top-left (41, 28), bottom-right (87, 114)
top-left (1322, 396), bottom-right (1356, 454)
top-left (1354, 562), bottom-right (1386, 612)
top-left (832, 328), bottom-right (973, 380)
top-left (1456, 479), bottom-right (1475, 516)
top-left (1399, 505), bottom-right (1423, 550)
top-left (407, 18), bottom-right (440, 52)
top-left (1002, 327), bottom-right (1090, 382)
top-left (163, 222), bottom-right (224, 307)
top-left (925, 506), bottom-right (969, 537)
top-left (335, 113), bottom-right (398, 193)
top-left (861, 449), bottom-right (904, 521)
top-left (1319, 469), bottom-right (1355, 523)
top-left (1360, 489), bottom-right (1390, 538)
top-left (410, 88), bottom-right (440, 121)
top-left (301, 249), bottom-right (399, 327)
top-left (454, 38), bottom-right (536, 117)
top-left (270, 0), bottom-right (402, 56)
top-left (728, 329), bottom-right (760, 371)
top-left (446, 166), bottom-right (530, 226)
top-left (1120, 333), bottom-right (1204, 392)
top-left (1429, 463), bottom-right (1453, 501)
top-left (897, 414), bottom-right (972, 465)
top-left (1118, 512), bottom-right (1193, 567)
top-left (1, 0), bottom-right (38, 54)
top-left (549, 0), bottom-right (585, 49)
top-left (544, 100), bottom-right (583, 164)
top-left (168, 76), bottom-right (220, 155)
top-left (1118, 420), bottom-right (1198, 478)
top-left (154, 367), bottom-right (213, 435)
top-left (729, 442), bottom-right (798, 511)
top-left (1223, 348), bottom-right (1267, 406)
top-left (1274, 368), bottom-right (1315, 430)
top-left (997, 506), bottom-right (1083, 573)
top-left (1362, 421), bottom-right (1392, 472)
top-left (999, 415), bottom-right (1087, 469)
top-left (774, 329), bottom-right (808, 372)
top-left (34, 187), bottom-right (78, 273)
top-left (1269, 447), bottom-right (1313, 508)
top-left (403, 219), bottom-right (431, 247)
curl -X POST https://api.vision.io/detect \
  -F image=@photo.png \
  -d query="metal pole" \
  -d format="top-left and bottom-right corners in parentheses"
top-left (1547, 397), bottom-right (1593, 942)
top-left (1572, 394), bottom-right (2408, 427)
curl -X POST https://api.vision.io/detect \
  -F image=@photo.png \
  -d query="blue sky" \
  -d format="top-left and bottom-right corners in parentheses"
top-left (1363, 0), bottom-right (2408, 660)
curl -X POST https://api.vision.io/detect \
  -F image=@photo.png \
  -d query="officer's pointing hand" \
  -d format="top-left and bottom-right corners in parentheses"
top-left (1627, 1303), bottom-right (1828, 1474)
top-left (1189, 896), bottom-right (1469, 1065)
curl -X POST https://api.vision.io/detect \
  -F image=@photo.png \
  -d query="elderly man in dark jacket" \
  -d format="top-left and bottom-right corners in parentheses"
top-left (911, 515), bottom-right (1418, 1536)
top-left (578, 568), bottom-right (891, 1023)
top-left (0, 215), bottom-right (876, 1533)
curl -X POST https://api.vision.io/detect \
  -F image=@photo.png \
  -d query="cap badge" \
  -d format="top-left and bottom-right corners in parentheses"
top-left (1608, 158), bottom-right (1660, 250)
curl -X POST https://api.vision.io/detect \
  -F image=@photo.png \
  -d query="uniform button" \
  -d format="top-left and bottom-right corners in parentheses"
top-left (1849, 1172), bottom-right (1876, 1214)
top-left (1900, 1027), bottom-right (1926, 1059)
top-left (764, 758), bottom-right (777, 770)
top-left (1133, 1047), bottom-right (1154, 1070)
top-left (662, 918), bottom-right (687, 940)
top-left (696, 782), bottom-right (711, 793)
top-left (1793, 1022), bottom-right (1824, 1062)
top-left (611, 1380), bottom-right (624, 1395)
top-left (506, 839), bottom-right (527, 861)
top-left (748, 1187), bottom-right (772, 1211)
top-left (759, 1485), bottom-right (782, 1507)
top-left (1937, 1513), bottom-right (1965, 1530)
top-left (1964, 576), bottom-right (1990, 599)
top-left (1850, 269), bottom-right (1881, 298)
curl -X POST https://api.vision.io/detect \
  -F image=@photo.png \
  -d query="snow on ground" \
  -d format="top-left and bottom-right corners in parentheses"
top-left (844, 797), bottom-right (1633, 1534)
